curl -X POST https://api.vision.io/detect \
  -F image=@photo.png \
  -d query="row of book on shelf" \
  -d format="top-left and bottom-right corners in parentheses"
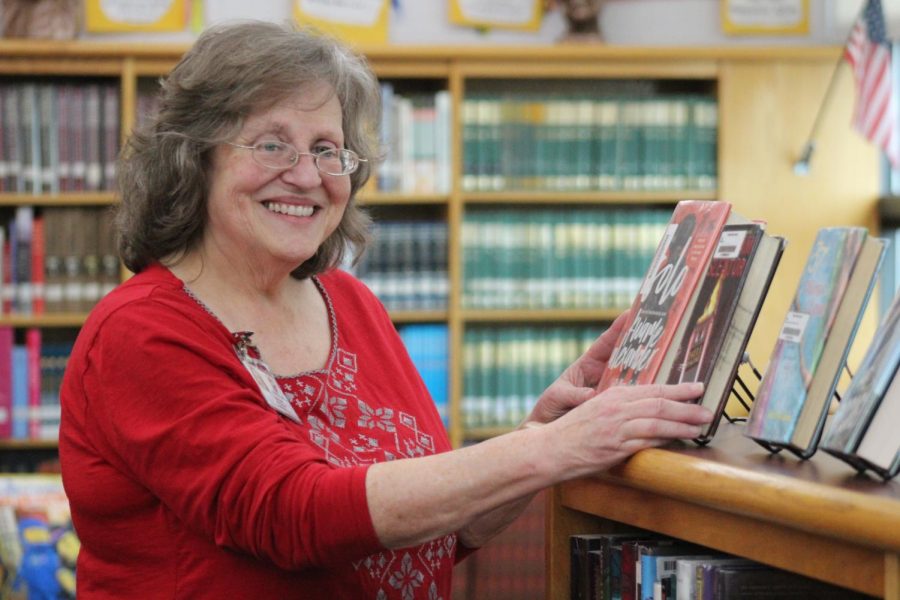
top-left (569, 529), bottom-right (870, 600)
top-left (0, 327), bottom-right (69, 442)
top-left (0, 475), bottom-right (77, 599)
top-left (461, 93), bottom-right (717, 192)
top-left (377, 85), bottom-right (452, 195)
top-left (351, 220), bottom-right (449, 311)
top-left (0, 81), bottom-right (119, 194)
top-left (0, 324), bottom-right (447, 443)
top-left (597, 199), bottom-right (899, 479)
top-left (462, 207), bottom-right (670, 310)
top-left (461, 325), bottom-right (603, 430)
top-left (1, 206), bottom-right (119, 316)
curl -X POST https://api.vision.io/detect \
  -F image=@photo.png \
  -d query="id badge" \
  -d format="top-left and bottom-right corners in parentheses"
top-left (234, 333), bottom-right (300, 423)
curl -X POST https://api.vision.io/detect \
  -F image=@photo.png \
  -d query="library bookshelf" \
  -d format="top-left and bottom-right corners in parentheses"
top-left (0, 41), bottom-right (879, 455)
top-left (546, 422), bottom-right (900, 599)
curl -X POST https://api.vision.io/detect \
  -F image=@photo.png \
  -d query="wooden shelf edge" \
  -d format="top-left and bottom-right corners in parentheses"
top-left (0, 439), bottom-right (59, 450)
top-left (462, 308), bottom-right (623, 322)
top-left (563, 444), bottom-right (900, 554)
top-left (0, 313), bottom-right (88, 327)
top-left (0, 192), bottom-right (117, 206)
top-left (462, 190), bottom-right (715, 204)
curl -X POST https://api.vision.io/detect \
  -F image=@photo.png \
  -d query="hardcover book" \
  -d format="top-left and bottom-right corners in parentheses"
top-left (662, 224), bottom-right (784, 441)
top-left (598, 200), bottom-right (732, 389)
top-left (822, 289), bottom-right (900, 467)
top-left (745, 228), bottom-right (882, 456)
top-left (854, 368), bottom-right (900, 478)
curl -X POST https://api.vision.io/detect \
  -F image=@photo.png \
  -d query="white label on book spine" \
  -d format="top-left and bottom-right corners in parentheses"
top-left (779, 311), bottom-right (809, 343)
top-left (714, 229), bottom-right (747, 259)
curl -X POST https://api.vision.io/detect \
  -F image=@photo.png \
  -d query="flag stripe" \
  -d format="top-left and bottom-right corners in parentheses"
top-left (845, 0), bottom-right (899, 168)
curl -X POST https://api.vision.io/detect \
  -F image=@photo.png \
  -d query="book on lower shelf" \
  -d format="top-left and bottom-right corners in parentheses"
top-left (568, 529), bottom-right (872, 600)
top-left (745, 228), bottom-right (886, 458)
top-left (821, 287), bottom-right (900, 478)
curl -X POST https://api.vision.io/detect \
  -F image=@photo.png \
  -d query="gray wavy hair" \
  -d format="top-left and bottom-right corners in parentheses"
top-left (116, 20), bottom-right (380, 278)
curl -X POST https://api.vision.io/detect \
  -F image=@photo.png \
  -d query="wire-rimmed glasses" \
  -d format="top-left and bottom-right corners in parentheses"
top-left (227, 141), bottom-right (367, 176)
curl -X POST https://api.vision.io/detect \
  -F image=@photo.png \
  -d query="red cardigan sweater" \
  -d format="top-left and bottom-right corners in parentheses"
top-left (60, 264), bottom-right (457, 599)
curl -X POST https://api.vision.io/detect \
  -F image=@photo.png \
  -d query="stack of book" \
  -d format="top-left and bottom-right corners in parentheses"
top-left (1, 206), bottom-right (119, 316)
top-left (0, 80), bottom-right (119, 194)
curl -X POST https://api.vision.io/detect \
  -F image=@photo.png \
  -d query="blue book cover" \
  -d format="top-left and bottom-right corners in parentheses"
top-left (823, 286), bottom-right (900, 454)
top-left (11, 344), bottom-right (28, 439)
top-left (746, 227), bottom-right (867, 443)
top-left (399, 324), bottom-right (449, 427)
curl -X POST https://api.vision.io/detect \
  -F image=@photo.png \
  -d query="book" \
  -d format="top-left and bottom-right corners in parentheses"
top-left (854, 369), bottom-right (900, 478)
top-left (581, 532), bottom-right (651, 600)
top-left (570, 533), bottom-right (609, 600)
top-left (710, 563), bottom-right (870, 599)
top-left (638, 543), bottom-right (704, 600)
top-left (662, 223), bottom-right (784, 441)
top-left (691, 232), bottom-right (785, 441)
top-left (822, 289), bottom-right (900, 470)
top-left (746, 229), bottom-right (885, 457)
top-left (598, 200), bottom-right (733, 389)
top-left (0, 327), bottom-right (12, 438)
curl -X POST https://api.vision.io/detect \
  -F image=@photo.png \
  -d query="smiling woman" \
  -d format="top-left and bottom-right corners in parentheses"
top-left (58, 19), bottom-right (712, 600)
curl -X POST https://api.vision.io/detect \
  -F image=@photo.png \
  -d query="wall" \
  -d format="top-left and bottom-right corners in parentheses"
top-left (64, 0), bottom-right (884, 46)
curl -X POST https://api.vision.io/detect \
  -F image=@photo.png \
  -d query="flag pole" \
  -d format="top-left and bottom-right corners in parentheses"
top-left (793, 3), bottom-right (867, 176)
top-left (792, 57), bottom-right (847, 175)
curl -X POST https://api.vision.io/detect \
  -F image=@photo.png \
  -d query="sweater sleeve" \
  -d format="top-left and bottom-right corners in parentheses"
top-left (72, 296), bottom-right (383, 570)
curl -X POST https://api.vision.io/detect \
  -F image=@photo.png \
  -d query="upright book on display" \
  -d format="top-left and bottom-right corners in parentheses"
top-left (663, 224), bottom-right (785, 441)
top-left (821, 289), bottom-right (900, 477)
top-left (597, 200), bottom-right (733, 389)
top-left (745, 228), bottom-right (886, 458)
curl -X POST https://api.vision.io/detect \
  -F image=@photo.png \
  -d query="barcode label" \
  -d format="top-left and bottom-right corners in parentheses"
top-left (714, 229), bottom-right (747, 259)
top-left (779, 311), bottom-right (810, 343)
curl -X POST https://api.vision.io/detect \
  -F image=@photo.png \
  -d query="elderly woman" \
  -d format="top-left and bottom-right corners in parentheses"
top-left (59, 20), bottom-right (711, 599)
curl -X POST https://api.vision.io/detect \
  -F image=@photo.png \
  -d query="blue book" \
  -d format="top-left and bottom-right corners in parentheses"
top-left (747, 227), bottom-right (885, 458)
top-left (399, 324), bottom-right (449, 427)
top-left (11, 344), bottom-right (28, 439)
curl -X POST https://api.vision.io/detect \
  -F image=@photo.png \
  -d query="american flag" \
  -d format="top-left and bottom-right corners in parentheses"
top-left (845, 0), bottom-right (899, 167)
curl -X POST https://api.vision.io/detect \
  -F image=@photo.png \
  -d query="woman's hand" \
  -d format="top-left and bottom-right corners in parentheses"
top-left (523, 309), bottom-right (630, 426)
top-left (540, 381), bottom-right (711, 476)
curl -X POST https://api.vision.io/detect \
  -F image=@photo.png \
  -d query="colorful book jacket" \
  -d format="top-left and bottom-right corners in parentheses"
top-left (822, 289), bottom-right (900, 456)
top-left (745, 227), bottom-right (867, 443)
top-left (598, 200), bottom-right (731, 389)
top-left (666, 224), bottom-right (762, 385)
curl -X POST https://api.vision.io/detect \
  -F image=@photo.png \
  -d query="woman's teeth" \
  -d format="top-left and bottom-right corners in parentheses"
top-left (264, 202), bottom-right (314, 217)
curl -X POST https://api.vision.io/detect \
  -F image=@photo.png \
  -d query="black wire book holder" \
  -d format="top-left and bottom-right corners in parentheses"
top-left (741, 354), bottom-right (852, 461)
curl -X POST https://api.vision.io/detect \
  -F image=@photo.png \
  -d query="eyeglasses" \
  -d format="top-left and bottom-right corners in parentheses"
top-left (226, 141), bottom-right (367, 176)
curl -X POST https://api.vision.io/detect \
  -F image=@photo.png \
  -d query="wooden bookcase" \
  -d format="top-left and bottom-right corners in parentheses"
top-left (546, 422), bottom-right (900, 599)
top-left (0, 42), bottom-right (880, 451)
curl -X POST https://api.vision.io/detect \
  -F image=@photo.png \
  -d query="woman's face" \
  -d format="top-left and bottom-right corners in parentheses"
top-left (203, 83), bottom-right (351, 275)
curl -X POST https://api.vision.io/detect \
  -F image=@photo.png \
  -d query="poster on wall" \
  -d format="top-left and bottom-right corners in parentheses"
top-left (721, 0), bottom-right (809, 35)
top-left (449, 0), bottom-right (543, 31)
top-left (85, 0), bottom-right (186, 32)
top-left (294, 0), bottom-right (389, 45)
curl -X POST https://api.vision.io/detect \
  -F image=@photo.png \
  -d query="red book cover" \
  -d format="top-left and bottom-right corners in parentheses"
top-left (25, 327), bottom-right (41, 439)
top-left (0, 326), bottom-right (12, 437)
top-left (598, 200), bottom-right (732, 390)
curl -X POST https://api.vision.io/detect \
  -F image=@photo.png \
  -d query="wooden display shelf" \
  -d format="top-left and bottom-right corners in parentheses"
top-left (546, 422), bottom-right (900, 599)
top-left (0, 192), bottom-right (117, 207)
top-left (462, 308), bottom-right (623, 323)
top-left (0, 313), bottom-right (89, 327)
top-left (462, 190), bottom-right (714, 205)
